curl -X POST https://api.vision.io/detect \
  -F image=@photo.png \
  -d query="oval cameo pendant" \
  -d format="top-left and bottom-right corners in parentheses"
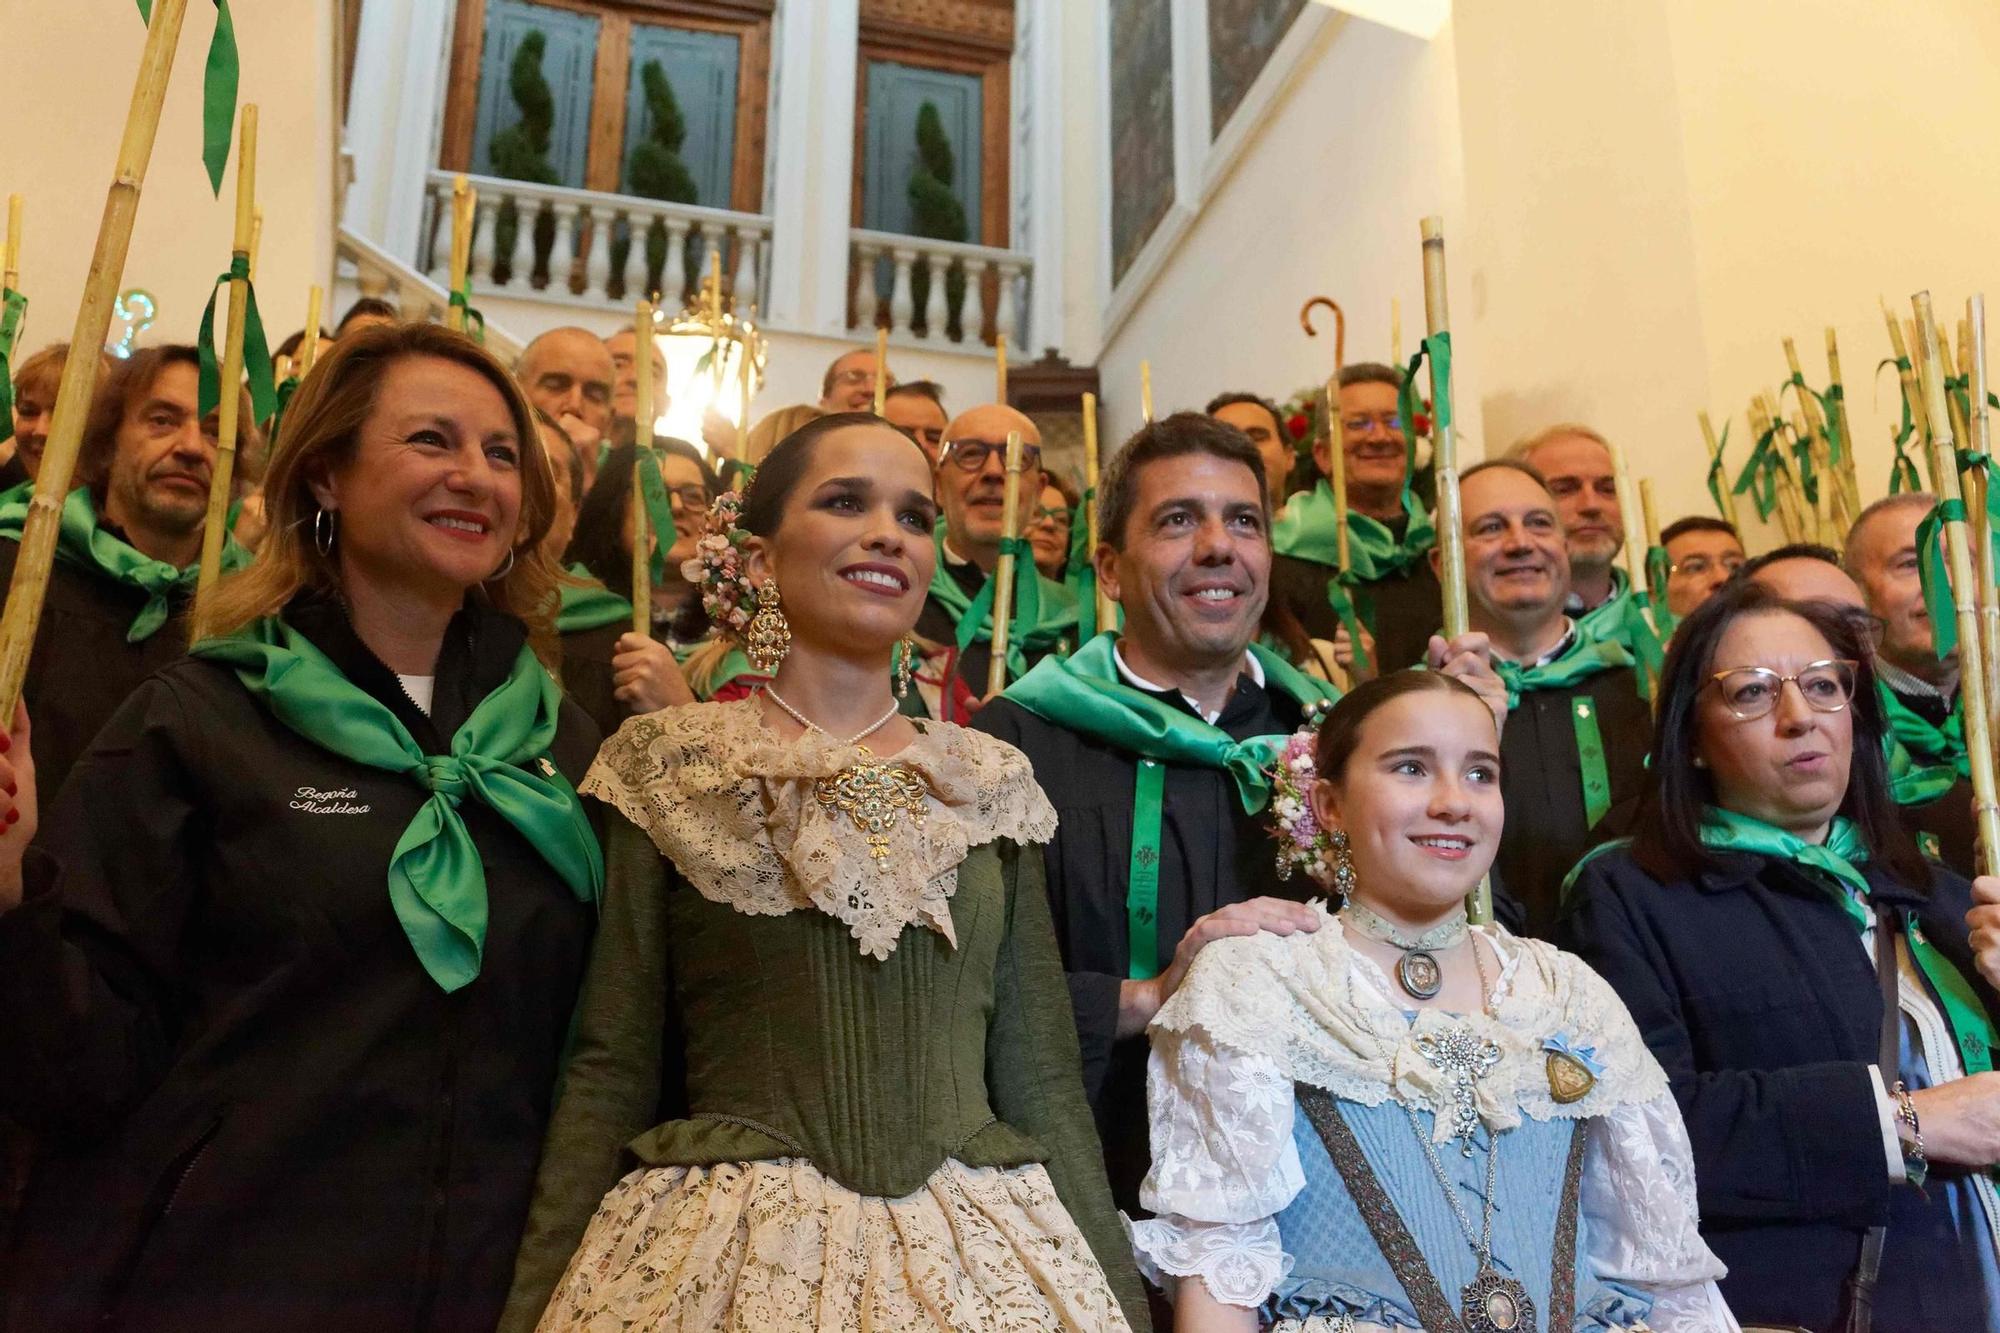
top-left (1397, 949), bottom-right (1443, 1000)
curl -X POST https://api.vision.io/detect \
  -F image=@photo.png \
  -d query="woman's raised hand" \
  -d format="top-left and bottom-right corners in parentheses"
top-left (0, 700), bottom-right (37, 912)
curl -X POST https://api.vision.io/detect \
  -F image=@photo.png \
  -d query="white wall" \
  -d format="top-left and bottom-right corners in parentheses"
top-left (1090, 0), bottom-right (2000, 544)
top-left (1093, 15), bottom-right (1474, 461)
top-left (1, 0), bottom-right (337, 355)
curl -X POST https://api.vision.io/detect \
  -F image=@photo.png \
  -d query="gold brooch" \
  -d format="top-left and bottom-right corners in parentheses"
top-left (815, 751), bottom-right (928, 863)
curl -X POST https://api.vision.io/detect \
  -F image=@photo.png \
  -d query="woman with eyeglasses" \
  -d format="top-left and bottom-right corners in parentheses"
top-left (559, 440), bottom-right (715, 732)
top-left (1562, 579), bottom-right (2000, 1333)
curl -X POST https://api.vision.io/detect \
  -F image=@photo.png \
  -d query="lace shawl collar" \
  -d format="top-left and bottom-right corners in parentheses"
top-left (1150, 904), bottom-right (1667, 1137)
top-left (582, 698), bottom-right (1057, 959)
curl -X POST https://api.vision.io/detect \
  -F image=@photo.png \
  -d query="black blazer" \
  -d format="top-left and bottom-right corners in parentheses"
top-left (1561, 843), bottom-right (1999, 1333)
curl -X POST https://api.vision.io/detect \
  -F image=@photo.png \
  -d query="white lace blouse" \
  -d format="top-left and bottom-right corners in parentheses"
top-left (1129, 911), bottom-right (1741, 1332)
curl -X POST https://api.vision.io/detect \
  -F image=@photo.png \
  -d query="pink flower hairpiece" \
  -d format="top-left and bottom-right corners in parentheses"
top-left (684, 490), bottom-right (760, 636)
top-left (1268, 703), bottom-right (1336, 885)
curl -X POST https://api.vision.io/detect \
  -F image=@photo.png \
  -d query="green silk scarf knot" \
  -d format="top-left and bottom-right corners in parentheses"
top-left (1878, 677), bottom-right (1968, 785)
top-left (928, 530), bottom-right (1078, 684)
top-left (0, 486), bottom-right (249, 641)
top-left (195, 252), bottom-right (277, 424)
top-left (1271, 480), bottom-right (1437, 582)
top-left (555, 563), bottom-right (633, 634)
top-left (190, 616), bottom-right (604, 993)
top-left (1698, 806), bottom-right (1998, 1079)
top-left (1002, 632), bottom-right (1339, 814)
top-left (1491, 626), bottom-right (1636, 710)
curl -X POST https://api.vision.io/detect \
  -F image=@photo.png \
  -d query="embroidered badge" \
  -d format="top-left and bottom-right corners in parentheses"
top-left (290, 785), bottom-right (371, 815)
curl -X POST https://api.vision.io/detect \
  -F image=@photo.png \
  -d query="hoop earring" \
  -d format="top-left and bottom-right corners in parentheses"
top-left (313, 508), bottom-right (337, 557)
top-left (745, 578), bottom-right (792, 673)
top-left (487, 546), bottom-right (517, 582)
top-left (1329, 827), bottom-right (1356, 906)
top-left (894, 637), bottom-right (918, 698)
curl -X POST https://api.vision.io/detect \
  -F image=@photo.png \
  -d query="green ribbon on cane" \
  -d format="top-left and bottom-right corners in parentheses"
top-left (1733, 424), bottom-right (1784, 521)
top-left (1697, 808), bottom-right (1997, 1078)
top-left (0, 288), bottom-right (26, 446)
top-left (927, 529), bottom-right (1078, 684)
top-left (191, 617), bottom-right (604, 992)
top-left (450, 282), bottom-right (487, 346)
top-left (136, 0), bottom-right (240, 195)
top-left (1913, 491), bottom-right (2000, 662)
top-left (195, 254), bottom-right (277, 423)
top-left (1705, 419), bottom-right (1732, 518)
top-left (634, 446), bottom-right (678, 587)
top-left (0, 487), bottom-right (250, 640)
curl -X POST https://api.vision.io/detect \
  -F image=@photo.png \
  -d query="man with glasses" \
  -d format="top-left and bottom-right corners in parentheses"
top-left (883, 380), bottom-right (948, 465)
top-left (916, 404), bottom-right (1078, 716)
top-left (1451, 459), bottom-right (1651, 936)
top-left (1661, 515), bottom-right (1745, 618)
top-left (1270, 362), bottom-right (1442, 673)
top-left (1742, 539), bottom-right (1978, 875)
top-left (1027, 474), bottom-right (1078, 582)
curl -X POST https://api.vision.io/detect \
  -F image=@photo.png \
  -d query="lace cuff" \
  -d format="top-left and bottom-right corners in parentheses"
top-left (1584, 1091), bottom-right (1738, 1330)
top-left (1140, 1025), bottom-right (1305, 1224)
top-left (1129, 1213), bottom-right (1291, 1308)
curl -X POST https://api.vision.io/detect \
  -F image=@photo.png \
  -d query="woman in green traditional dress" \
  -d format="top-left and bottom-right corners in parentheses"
top-left (0, 322), bottom-right (606, 1332)
top-left (503, 411), bottom-right (1148, 1332)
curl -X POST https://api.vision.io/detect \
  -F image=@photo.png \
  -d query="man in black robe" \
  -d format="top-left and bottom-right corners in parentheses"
top-left (1449, 459), bottom-right (1651, 936)
top-left (976, 413), bottom-right (1503, 1226)
top-left (1269, 362), bottom-right (1441, 673)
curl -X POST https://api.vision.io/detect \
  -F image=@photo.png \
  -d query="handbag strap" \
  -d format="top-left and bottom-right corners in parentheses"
top-left (1843, 905), bottom-right (1900, 1333)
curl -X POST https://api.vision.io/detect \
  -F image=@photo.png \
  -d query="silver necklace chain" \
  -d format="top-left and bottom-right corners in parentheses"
top-left (1398, 935), bottom-right (1502, 1263)
top-left (1343, 899), bottom-right (1469, 951)
top-left (763, 687), bottom-right (901, 748)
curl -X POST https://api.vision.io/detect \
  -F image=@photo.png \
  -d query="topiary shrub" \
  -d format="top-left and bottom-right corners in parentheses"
top-left (487, 30), bottom-right (561, 286)
top-left (906, 101), bottom-right (970, 339)
top-left (618, 59), bottom-right (702, 299)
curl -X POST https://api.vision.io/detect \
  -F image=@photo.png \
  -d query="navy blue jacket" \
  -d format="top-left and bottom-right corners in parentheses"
top-left (1561, 843), bottom-right (1998, 1333)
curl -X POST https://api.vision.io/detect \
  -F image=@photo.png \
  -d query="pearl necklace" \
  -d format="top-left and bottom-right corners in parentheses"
top-left (763, 687), bottom-right (901, 748)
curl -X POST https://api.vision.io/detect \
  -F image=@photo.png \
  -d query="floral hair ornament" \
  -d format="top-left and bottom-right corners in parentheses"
top-left (684, 489), bottom-right (761, 637)
top-left (1268, 697), bottom-right (1338, 885)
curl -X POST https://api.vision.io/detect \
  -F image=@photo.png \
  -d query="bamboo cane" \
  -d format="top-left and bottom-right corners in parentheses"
top-left (194, 104), bottom-right (258, 608)
top-left (736, 331), bottom-right (754, 467)
top-left (1824, 328), bottom-right (1863, 517)
top-left (995, 329), bottom-right (1008, 405)
top-left (1140, 360), bottom-right (1153, 423)
top-left (1302, 297), bottom-right (1349, 568)
top-left (1784, 336), bottom-right (1855, 527)
top-left (1908, 321), bottom-right (1947, 492)
top-left (1883, 299), bottom-right (1935, 488)
top-left (3, 195), bottom-right (19, 293)
top-left (1640, 479), bottom-right (1662, 548)
top-left (986, 430), bottom-right (1026, 700)
top-left (1391, 296), bottom-right (1403, 367)
top-left (1613, 444), bottom-right (1649, 603)
top-left (299, 284), bottom-right (324, 378)
top-left (632, 299), bottom-right (655, 637)
top-left (1913, 292), bottom-right (2000, 872)
top-left (1698, 411), bottom-right (1741, 528)
top-left (446, 175), bottom-right (472, 333)
top-left (1789, 406), bottom-right (1833, 541)
top-left (1942, 324), bottom-right (1972, 451)
top-left (0, 0), bottom-right (191, 718)
top-left (1970, 295), bottom-right (2000, 746)
top-left (1754, 393), bottom-right (1807, 544)
top-left (1419, 216), bottom-right (1489, 925)
top-left (1083, 391), bottom-right (1114, 632)
top-left (872, 325), bottom-right (888, 416)
top-left (248, 207), bottom-right (263, 281)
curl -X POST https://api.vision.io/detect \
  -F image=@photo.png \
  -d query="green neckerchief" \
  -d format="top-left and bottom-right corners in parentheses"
top-left (1490, 620), bottom-right (1636, 710)
top-left (190, 616), bottom-right (604, 993)
top-left (927, 531), bottom-right (1079, 683)
top-left (1066, 483), bottom-right (1099, 641)
top-left (554, 563), bottom-right (633, 634)
top-left (1878, 677), bottom-right (1968, 779)
top-left (1271, 480), bottom-right (1436, 582)
top-left (0, 486), bottom-right (249, 641)
top-left (1698, 807), bottom-right (1997, 1079)
top-left (1573, 567), bottom-right (1666, 696)
top-left (1005, 632), bottom-right (1339, 980)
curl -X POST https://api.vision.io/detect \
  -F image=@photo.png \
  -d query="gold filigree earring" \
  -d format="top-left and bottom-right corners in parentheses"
top-left (894, 637), bottom-right (918, 698)
top-left (745, 578), bottom-right (792, 672)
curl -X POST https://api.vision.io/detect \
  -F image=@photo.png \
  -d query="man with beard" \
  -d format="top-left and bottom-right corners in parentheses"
top-left (0, 345), bottom-right (256, 801)
top-left (975, 412), bottom-right (1505, 1266)
top-left (1270, 363), bottom-right (1441, 672)
top-left (915, 402), bottom-right (1077, 715)
top-left (516, 327), bottom-right (615, 493)
top-left (1451, 458), bottom-right (1650, 935)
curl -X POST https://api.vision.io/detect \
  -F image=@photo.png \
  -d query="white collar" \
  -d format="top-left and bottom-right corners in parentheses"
top-left (1490, 616), bottom-right (1578, 669)
top-left (1874, 653), bottom-right (1957, 702)
top-left (1111, 642), bottom-right (1265, 724)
